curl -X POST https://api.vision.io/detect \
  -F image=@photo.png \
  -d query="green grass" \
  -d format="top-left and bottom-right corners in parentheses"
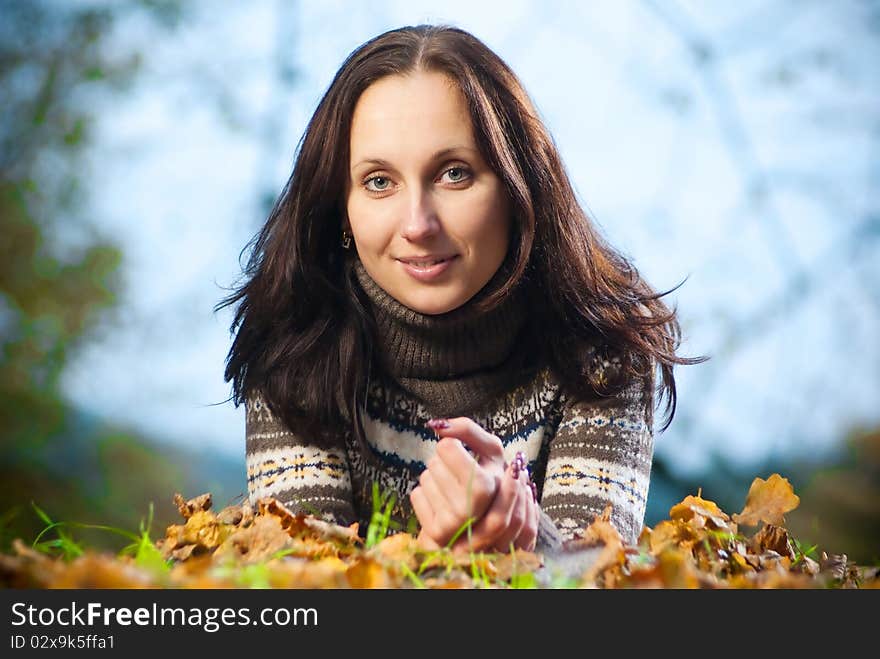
top-left (29, 500), bottom-right (171, 578)
top-left (211, 560), bottom-right (272, 589)
top-left (791, 536), bottom-right (819, 567)
top-left (509, 571), bottom-right (538, 589)
top-left (399, 561), bottom-right (426, 588)
top-left (365, 482), bottom-right (401, 549)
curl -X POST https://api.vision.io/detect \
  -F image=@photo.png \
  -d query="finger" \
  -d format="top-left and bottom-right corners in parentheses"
top-left (515, 513), bottom-right (538, 552)
top-left (514, 477), bottom-right (538, 551)
top-left (434, 437), bottom-right (479, 486)
top-left (427, 417), bottom-right (504, 465)
top-left (409, 486), bottom-right (434, 532)
top-left (490, 472), bottom-right (528, 553)
top-left (416, 529), bottom-right (442, 551)
top-left (453, 465), bottom-right (519, 552)
top-left (425, 453), bottom-right (472, 519)
top-left (418, 468), bottom-right (459, 541)
top-left (434, 438), bottom-right (496, 516)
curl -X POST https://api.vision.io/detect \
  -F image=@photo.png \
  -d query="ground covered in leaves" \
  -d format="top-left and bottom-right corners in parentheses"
top-left (1, 474), bottom-right (877, 588)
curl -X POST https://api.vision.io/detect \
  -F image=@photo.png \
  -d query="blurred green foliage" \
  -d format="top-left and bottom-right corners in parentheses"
top-left (785, 427), bottom-right (880, 565)
top-left (0, 0), bottom-right (242, 554)
top-left (648, 427), bottom-right (880, 565)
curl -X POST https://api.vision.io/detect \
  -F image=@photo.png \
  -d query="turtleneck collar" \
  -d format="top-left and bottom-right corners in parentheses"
top-left (351, 256), bottom-right (533, 416)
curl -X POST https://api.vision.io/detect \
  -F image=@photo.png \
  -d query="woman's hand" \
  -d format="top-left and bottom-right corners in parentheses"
top-left (410, 417), bottom-right (505, 549)
top-left (454, 451), bottom-right (538, 553)
top-left (409, 417), bottom-right (539, 553)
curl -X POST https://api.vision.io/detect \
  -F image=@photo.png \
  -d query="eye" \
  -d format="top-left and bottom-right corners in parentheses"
top-left (442, 166), bottom-right (472, 184)
top-left (364, 175), bottom-right (392, 193)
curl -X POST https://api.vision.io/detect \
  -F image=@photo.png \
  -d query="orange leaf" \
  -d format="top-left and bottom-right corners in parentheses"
top-left (732, 474), bottom-right (800, 527)
top-left (669, 495), bottom-right (731, 529)
top-left (173, 492), bottom-right (212, 519)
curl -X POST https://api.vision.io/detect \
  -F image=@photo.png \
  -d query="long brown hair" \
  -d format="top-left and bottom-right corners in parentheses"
top-left (216, 24), bottom-right (706, 457)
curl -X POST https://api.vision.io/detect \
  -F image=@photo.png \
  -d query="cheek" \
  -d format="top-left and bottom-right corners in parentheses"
top-left (347, 198), bottom-right (388, 246)
top-left (465, 190), bottom-right (510, 246)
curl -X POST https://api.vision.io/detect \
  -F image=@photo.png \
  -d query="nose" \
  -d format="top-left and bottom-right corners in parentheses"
top-left (400, 186), bottom-right (440, 242)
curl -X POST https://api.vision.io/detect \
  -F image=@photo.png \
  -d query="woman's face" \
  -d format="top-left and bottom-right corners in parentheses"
top-left (345, 70), bottom-right (511, 315)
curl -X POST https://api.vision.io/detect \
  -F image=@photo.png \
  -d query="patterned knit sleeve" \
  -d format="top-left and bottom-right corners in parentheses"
top-left (539, 366), bottom-right (656, 547)
top-left (245, 390), bottom-right (357, 526)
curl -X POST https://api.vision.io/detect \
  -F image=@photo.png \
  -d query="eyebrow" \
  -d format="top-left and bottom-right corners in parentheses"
top-left (351, 146), bottom-right (478, 173)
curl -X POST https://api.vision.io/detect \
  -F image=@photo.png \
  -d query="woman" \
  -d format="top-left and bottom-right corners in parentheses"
top-left (217, 24), bottom-right (704, 554)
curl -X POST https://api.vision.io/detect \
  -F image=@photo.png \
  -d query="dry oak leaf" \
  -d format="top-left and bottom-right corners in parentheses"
top-left (418, 549), bottom-right (499, 580)
top-left (174, 492), bottom-right (212, 519)
top-left (423, 572), bottom-right (476, 589)
top-left (256, 497), bottom-right (361, 547)
top-left (623, 547), bottom-right (707, 589)
top-left (47, 553), bottom-right (156, 589)
top-left (565, 505), bottom-right (626, 587)
top-left (753, 524), bottom-right (796, 559)
top-left (1, 540), bottom-right (66, 588)
top-left (302, 516), bottom-right (361, 546)
top-left (644, 519), bottom-right (699, 555)
top-left (213, 515), bottom-right (294, 564)
top-left (669, 495), bottom-right (731, 530)
top-left (216, 502), bottom-right (250, 526)
top-left (731, 473), bottom-right (800, 527)
top-left (369, 532), bottom-right (419, 569)
top-left (265, 556), bottom-right (350, 589)
top-left (180, 510), bottom-right (229, 549)
top-left (158, 510), bottom-right (230, 560)
top-left (167, 554), bottom-right (215, 584)
top-left (347, 557), bottom-right (399, 588)
top-left (284, 535), bottom-right (352, 560)
top-left (493, 549), bottom-right (543, 582)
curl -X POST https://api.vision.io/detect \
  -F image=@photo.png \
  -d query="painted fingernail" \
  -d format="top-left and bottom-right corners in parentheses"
top-left (426, 418), bottom-right (450, 429)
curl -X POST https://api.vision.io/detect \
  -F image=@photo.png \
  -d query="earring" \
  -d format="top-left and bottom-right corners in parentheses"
top-left (341, 229), bottom-right (351, 250)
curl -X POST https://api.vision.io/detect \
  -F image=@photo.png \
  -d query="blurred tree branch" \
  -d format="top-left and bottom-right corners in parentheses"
top-left (0, 0), bottom-right (192, 550)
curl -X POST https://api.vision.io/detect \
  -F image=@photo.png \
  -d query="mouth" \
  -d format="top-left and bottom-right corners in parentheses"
top-left (397, 255), bottom-right (458, 269)
top-left (396, 254), bottom-right (459, 279)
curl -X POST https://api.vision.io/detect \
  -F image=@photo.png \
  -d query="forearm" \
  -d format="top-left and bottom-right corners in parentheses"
top-left (246, 391), bottom-right (356, 525)
top-left (540, 371), bottom-right (656, 546)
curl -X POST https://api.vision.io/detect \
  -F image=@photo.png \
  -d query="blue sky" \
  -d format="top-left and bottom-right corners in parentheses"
top-left (59, 0), bottom-right (880, 478)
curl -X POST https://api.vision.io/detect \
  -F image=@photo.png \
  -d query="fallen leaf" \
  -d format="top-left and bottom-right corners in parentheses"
top-left (302, 517), bottom-right (361, 545)
top-left (347, 557), bottom-right (396, 588)
top-left (48, 554), bottom-right (155, 589)
top-left (180, 510), bottom-right (229, 549)
top-left (623, 547), bottom-right (706, 589)
top-left (753, 524), bottom-right (795, 559)
top-left (174, 492), bottom-right (212, 519)
top-left (267, 556), bottom-right (349, 588)
top-left (669, 495), bottom-right (731, 530)
top-left (567, 505), bottom-right (626, 587)
top-left (493, 549), bottom-right (542, 582)
top-left (370, 532), bottom-right (419, 567)
top-left (213, 515), bottom-right (293, 564)
top-left (732, 474), bottom-right (800, 526)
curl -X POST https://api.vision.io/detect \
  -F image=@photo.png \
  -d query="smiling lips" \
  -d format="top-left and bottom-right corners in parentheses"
top-left (397, 254), bottom-right (458, 280)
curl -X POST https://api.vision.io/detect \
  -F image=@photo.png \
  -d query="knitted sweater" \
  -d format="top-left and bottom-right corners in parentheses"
top-left (245, 258), bottom-right (656, 551)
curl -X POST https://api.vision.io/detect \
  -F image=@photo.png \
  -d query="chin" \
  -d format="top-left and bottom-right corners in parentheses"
top-left (411, 300), bottom-right (458, 315)
top-left (402, 291), bottom-right (462, 315)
